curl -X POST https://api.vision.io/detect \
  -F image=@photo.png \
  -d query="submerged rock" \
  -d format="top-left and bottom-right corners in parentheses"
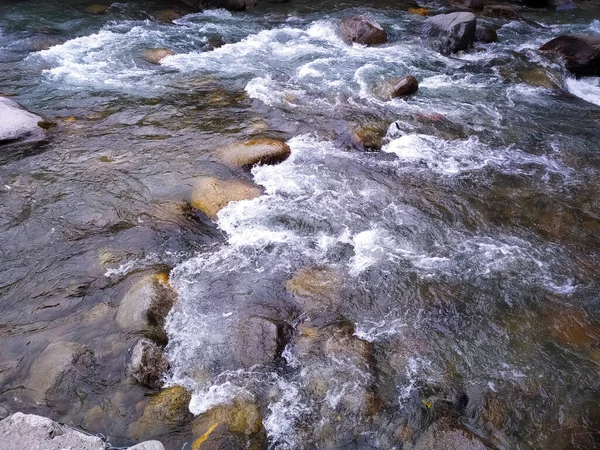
top-left (0, 413), bottom-right (105, 450)
top-left (25, 341), bottom-right (86, 404)
top-left (423, 12), bottom-right (477, 53)
top-left (339, 16), bottom-right (387, 46)
top-left (0, 97), bottom-right (45, 144)
top-left (540, 34), bottom-right (600, 78)
top-left (234, 316), bottom-right (284, 368)
top-left (128, 338), bottom-right (170, 389)
top-left (216, 138), bottom-right (291, 169)
top-left (408, 7), bottom-right (430, 16)
top-left (519, 67), bottom-right (563, 89)
top-left (143, 48), bottom-right (174, 64)
top-left (475, 26), bottom-right (497, 43)
top-left (409, 417), bottom-right (489, 450)
top-left (129, 385), bottom-right (193, 439)
top-left (191, 177), bottom-right (262, 219)
top-left (286, 266), bottom-right (345, 313)
top-left (191, 398), bottom-right (267, 450)
top-left (116, 272), bottom-right (177, 344)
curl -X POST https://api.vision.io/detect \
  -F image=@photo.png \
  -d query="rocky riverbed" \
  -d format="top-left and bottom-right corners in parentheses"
top-left (1, 0), bottom-right (599, 449)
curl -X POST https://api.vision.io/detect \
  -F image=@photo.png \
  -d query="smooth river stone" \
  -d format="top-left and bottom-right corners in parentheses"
top-left (0, 97), bottom-right (45, 143)
top-left (216, 138), bottom-right (291, 169)
top-left (191, 177), bottom-right (262, 219)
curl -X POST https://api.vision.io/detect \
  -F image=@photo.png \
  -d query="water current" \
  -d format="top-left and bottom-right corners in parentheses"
top-left (1, 0), bottom-right (599, 449)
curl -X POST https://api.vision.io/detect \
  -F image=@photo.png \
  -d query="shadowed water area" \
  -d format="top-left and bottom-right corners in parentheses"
top-left (1, 0), bottom-right (600, 448)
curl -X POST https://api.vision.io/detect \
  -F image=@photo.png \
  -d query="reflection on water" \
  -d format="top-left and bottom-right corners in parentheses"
top-left (0, 0), bottom-right (599, 449)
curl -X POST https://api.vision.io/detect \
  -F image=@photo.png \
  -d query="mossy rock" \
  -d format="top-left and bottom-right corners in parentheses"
top-left (519, 67), bottom-right (563, 89)
top-left (351, 125), bottom-right (387, 151)
top-left (216, 138), bottom-right (291, 169)
top-left (190, 177), bottom-right (262, 219)
top-left (129, 385), bottom-right (193, 440)
top-left (191, 398), bottom-right (267, 450)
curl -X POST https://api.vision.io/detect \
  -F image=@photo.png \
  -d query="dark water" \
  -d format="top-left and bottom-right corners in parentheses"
top-left (1, 0), bottom-right (600, 449)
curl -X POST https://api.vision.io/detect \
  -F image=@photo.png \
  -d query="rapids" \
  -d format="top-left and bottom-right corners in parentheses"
top-left (0, 0), bottom-right (599, 449)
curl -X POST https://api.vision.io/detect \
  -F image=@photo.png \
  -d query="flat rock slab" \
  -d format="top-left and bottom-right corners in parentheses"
top-left (0, 412), bottom-right (105, 450)
top-left (0, 97), bottom-right (45, 143)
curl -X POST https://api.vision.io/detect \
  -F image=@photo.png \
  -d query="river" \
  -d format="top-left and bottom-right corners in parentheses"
top-left (0, 0), bottom-right (599, 449)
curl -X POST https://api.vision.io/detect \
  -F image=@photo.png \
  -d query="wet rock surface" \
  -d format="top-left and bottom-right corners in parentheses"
top-left (191, 177), bottom-right (262, 219)
top-left (116, 272), bottom-right (177, 344)
top-left (540, 34), bottom-right (600, 77)
top-left (423, 12), bottom-right (477, 53)
top-left (339, 16), bottom-right (387, 46)
top-left (0, 97), bottom-right (45, 144)
top-left (0, 413), bottom-right (105, 450)
top-left (128, 338), bottom-right (170, 389)
top-left (143, 48), bottom-right (174, 64)
top-left (216, 138), bottom-right (291, 169)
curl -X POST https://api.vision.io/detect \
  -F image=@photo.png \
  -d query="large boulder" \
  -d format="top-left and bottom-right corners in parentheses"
top-left (0, 97), bottom-right (45, 144)
top-left (339, 16), bottom-right (387, 46)
top-left (540, 34), bottom-right (600, 78)
top-left (423, 12), bottom-right (477, 53)
top-left (25, 341), bottom-right (87, 404)
top-left (190, 177), bottom-right (262, 219)
top-left (216, 138), bottom-right (291, 169)
top-left (116, 272), bottom-right (177, 344)
top-left (0, 413), bottom-right (105, 450)
top-left (128, 339), bottom-right (170, 389)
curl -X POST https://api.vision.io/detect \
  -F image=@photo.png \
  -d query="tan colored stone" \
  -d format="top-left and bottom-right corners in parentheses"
top-left (143, 48), bottom-right (174, 64)
top-left (217, 138), bottom-right (291, 169)
top-left (190, 177), bottom-right (262, 219)
top-left (85, 4), bottom-right (109, 14)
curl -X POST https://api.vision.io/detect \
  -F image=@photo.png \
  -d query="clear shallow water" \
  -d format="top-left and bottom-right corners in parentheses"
top-left (0, 0), bottom-right (599, 449)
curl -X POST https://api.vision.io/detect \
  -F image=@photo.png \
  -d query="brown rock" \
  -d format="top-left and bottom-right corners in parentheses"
top-left (286, 266), bottom-right (345, 313)
top-left (475, 27), bottom-right (498, 43)
top-left (519, 67), bottom-right (562, 89)
top-left (217, 138), bottom-right (291, 169)
top-left (190, 177), bottom-right (262, 219)
top-left (85, 4), bottom-right (109, 14)
top-left (540, 34), bottom-right (600, 78)
top-left (483, 4), bottom-right (520, 20)
top-left (351, 125), bottom-right (387, 151)
top-left (155, 9), bottom-right (183, 23)
top-left (339, 16), bottom-right (387, 46)
top-left (390, 75), bottom-right (419, 98)
top-left (143, 48), bottom-right (174, 64)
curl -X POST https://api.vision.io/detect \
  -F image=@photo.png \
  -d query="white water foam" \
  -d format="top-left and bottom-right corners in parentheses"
top-left (566, 76), bottom-right (600, 107)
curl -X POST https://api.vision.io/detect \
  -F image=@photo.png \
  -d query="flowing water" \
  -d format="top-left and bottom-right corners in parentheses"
top-left (1, 0), bottom-right (600, 448)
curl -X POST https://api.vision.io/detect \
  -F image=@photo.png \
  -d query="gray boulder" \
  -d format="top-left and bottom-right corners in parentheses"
top-left (0, 412), bottom-right (105, 450)
top-left (0, 97), bottom-right (45, 144)
top-left (423, 12), bottom-right (477, 54)
top-left (540, 34), bottom-right (600, 78)
top-left (339, 16), bottom-right (387, 46)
